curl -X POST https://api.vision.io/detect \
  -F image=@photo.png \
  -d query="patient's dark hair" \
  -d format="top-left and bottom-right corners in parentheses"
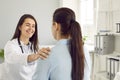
top-left (11, 14), bottom-right (39, 52)
top-left (53, 7), bottom-right (85, 80)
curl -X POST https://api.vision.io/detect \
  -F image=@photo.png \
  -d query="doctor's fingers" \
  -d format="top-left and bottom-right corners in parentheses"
top-left (37, 51), bottom-right (49, 59)
top-left (45, 47), bottom-right (51, 52)
top-left (39, 48), bottom-right (50, 55)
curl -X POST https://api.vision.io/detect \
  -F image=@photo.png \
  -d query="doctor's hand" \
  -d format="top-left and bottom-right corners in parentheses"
top-left (27, 47), bottom-right (51, 63)
top-left (37, 47), bottom-right (51, 60)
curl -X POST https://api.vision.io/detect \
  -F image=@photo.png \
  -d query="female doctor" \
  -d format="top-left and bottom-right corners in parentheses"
top-left (3, 14), bottom-right (50, 80)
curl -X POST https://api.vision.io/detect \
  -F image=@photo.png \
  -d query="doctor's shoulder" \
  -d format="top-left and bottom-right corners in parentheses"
top-left (4, 38), bottom-right (19, 49)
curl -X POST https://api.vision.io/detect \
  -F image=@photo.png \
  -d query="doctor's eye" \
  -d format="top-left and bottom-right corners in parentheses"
top-left (32, 25), bottom-right (35, 28)
top-left (25, 23), bottom-right (30, 27)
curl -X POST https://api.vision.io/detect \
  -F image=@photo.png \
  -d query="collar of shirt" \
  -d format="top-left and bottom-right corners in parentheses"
top-left (20, 40), bottom-right (31, 47)
top-left (19, 39), bottom-right (33, 53)
top-left (56, 39), bottom-right (69, 45)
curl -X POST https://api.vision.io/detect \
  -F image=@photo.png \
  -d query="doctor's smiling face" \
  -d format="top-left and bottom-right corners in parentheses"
top-left (12, 14), bottom-right (38, 51)
top-left (19, 18), bottom-right (35, 39)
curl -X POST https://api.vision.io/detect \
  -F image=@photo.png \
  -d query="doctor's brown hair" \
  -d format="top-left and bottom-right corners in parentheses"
top-left (53, 7), bottom-right (85, 80)
top-left (11, 14), bottom-right (39, 52)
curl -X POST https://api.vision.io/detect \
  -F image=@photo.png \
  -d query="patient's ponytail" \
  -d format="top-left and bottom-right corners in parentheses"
top-left (69, 20), bottom-right (84, 80)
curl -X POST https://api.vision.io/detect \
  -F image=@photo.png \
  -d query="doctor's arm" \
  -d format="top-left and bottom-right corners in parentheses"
top-left (4, 41), bottom-right (50, 65)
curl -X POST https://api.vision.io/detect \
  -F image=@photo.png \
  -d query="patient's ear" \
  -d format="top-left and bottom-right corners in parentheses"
top-left (54, 22), bottom-right (60, 31)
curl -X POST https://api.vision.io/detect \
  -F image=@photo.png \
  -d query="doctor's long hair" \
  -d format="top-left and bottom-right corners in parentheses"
top-left (11, 14), bottom-right (39, 52)
top-left (53, 7), bottom-right (85, 80)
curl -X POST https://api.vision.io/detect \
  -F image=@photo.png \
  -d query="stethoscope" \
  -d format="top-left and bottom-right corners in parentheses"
top-left (18, 38), bottom-right (24, 53)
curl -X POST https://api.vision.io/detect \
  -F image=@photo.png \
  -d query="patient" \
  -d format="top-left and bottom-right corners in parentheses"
top-left (33, 7), bottom-right (91, 80)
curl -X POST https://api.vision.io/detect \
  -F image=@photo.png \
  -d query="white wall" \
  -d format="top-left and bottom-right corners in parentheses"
top-left (0, 0), bottom-right (59, 48)
top-left (60, 0), bottom-right (80, 21)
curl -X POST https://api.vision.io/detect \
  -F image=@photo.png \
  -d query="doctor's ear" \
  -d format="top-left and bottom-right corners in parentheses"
top-left (18, 26), bottom-right (22, 31)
